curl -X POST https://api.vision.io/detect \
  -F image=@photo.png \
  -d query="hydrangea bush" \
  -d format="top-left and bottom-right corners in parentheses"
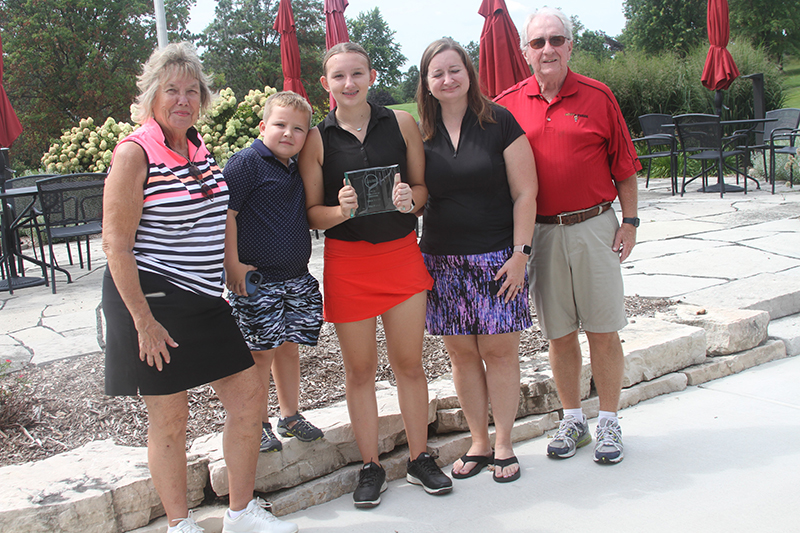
top-left (41, 117), bottom-right (135, 174)
top-left (41, 86), bottom-right (280, 172)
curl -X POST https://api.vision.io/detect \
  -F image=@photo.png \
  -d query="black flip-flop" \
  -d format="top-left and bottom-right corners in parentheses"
top-left (492, 455), bottom-right (521, 483)
top-left (451, 453), bottom-right (494, 479)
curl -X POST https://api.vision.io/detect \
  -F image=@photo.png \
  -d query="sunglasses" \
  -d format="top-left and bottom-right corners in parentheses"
top-left (188, 163), bottom-right (214, 200)
top-left (528, 35), bottom-right (568, 49)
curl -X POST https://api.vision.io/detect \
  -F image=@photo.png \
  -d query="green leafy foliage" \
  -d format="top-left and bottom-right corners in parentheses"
top-left (0, 0), bottom-right (194, 171)
top-left (570, 41), bottom-right (784, 135)
top-left (197, 0), bottom-right (327, 111)
top-left (621, 0), bottom-right (707, 56)
top-left (348, 7), bottom-right (407, 88)
top-left (729, 0), bottom-right (800, 64)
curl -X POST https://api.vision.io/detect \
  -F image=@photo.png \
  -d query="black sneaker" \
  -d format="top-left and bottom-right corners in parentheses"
top-left (353, 461), bottom-right (387, 509)
top-left (260, 422), bottom-right (283, 453)
top-left (406, 452), bottom-right (453, 495)
top-left (277, 412), bottom-right (324, 442)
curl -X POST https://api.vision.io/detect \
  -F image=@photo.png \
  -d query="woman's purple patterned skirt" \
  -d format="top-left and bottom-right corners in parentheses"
top-left (423, 248), bottom-right (532, 336)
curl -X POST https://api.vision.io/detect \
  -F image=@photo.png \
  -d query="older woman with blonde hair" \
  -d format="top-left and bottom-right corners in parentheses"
top-left (102, 42), bottom-right (297, 533)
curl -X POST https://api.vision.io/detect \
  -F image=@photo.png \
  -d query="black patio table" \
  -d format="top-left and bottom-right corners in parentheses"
top-left (663, 117), bottom-right (778, 193)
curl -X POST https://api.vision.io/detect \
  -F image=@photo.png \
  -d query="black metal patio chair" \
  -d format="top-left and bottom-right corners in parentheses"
top-left (37, 173), bottom-right (106, 293)
top-left (634, 113), bottom-right (679, 194)
top-left (673, 114), bottom-right (747, 197)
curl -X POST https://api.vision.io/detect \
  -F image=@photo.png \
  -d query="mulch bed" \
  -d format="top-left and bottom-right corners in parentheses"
top-left (0, 296), bottom-right (673, 467)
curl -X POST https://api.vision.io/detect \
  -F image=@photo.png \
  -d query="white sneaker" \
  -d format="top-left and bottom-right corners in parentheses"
top-left (222, 498), bottom-right (298, 533)
top-left (170, 511), bottom-right (204, 532)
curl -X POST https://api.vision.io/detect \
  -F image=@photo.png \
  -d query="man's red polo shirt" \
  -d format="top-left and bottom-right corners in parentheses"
top-left (495, 69), bottom-right (641, 216)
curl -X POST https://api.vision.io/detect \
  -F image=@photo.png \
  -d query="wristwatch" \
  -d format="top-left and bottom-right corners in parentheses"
top-left (513, 244), bottom-right (532, 256)
top-left (622, 217), bottom-right (640, 228)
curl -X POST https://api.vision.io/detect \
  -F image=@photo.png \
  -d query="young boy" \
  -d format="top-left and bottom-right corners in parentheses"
top-left (224, 91), bottom-right (324, 452)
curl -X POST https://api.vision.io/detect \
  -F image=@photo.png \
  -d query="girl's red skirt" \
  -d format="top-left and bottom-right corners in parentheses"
top-left (323, 232), bottom-right (433, 323)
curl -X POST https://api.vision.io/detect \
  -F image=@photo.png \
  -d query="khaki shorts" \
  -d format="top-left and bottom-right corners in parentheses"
top-left (528, 209), bottom-right (627, 340)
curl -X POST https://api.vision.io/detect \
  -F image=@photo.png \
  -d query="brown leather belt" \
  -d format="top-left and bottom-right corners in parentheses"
top-left (536, 202), bottom-right (612, 226)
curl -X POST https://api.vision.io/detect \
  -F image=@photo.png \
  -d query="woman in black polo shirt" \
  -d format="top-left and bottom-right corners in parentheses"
top-left (417, 38), bottom-right (538, 483)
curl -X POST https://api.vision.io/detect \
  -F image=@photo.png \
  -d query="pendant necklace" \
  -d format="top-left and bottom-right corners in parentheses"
top-left (338, 113), bottom-right (369, 133)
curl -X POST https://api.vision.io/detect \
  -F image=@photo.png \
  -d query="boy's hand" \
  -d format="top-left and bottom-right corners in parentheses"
top-left (339, 178), bottom-right (358, 218)
top-left (224, 261), bottom-right (257, 296)
top-left (392, 174), bottom-right (413, 213)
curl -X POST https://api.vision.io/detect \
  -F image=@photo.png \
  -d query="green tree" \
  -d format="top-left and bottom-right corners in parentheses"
top-left (729, 0), bottom-right (800, 64)
top-left (196, 0), bottom-right (327, 111)
top-left (465, 40), bottom-right (480, 72)
top-left (397, 65), bottom-right (420, 103)
top-left (571, 17), bottom-right (614, 61)
top-left (0, 0), bottom-right (194, 169)
top-left (347, 7), bottom-right (406, 88)
top-left (621, 0), bottom-right (706, 56)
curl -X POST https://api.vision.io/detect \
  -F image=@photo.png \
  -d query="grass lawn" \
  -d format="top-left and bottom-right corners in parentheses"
top-left (784, 55), bottom-right (800, 108)
top-left (388, 102), bottom-right (419, 121)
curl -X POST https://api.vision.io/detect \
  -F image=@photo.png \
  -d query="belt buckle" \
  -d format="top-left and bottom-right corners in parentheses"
top-left (556, 213), bottom-right (568, 225)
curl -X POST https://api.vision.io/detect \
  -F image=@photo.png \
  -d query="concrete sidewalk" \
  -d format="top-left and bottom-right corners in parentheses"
top-left (281, 355), bottom-right (800, 533)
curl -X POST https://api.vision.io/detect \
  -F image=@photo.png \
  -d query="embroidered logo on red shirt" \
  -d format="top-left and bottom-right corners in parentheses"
top-left (565, 112), bottom-right (589, 122)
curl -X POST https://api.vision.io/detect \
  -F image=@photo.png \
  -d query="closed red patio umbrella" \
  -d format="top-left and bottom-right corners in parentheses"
top-left (701, 0), bottom-right (740, 114)
top-left (0, 33), bottom-right (23, 149)
top-left (478, 0), bottom-right (530, 99)
top-left (273, 0), bottom-right (309, 102)
top-left (324, 0), bottom-right (350, 109)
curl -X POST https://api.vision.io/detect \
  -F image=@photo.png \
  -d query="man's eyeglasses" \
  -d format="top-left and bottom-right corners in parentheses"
top-left (528, 35), bottom-right (568, 50)
top-left (188, 163), bottom-right (214, 200)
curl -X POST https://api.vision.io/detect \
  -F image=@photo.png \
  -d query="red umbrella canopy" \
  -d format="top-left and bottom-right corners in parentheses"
top-left (324, 0), bottom-right (350, 50)
top-left (273, 0), bottom-right (310, 101)
top-left (478, 0), bottom-right (530, 99)
top-left (324, 0), bottom-right (350, 109)
top-left (701, 0), bottom-right (740, 92)
top-left (0, 33), bottom-right (24, 149)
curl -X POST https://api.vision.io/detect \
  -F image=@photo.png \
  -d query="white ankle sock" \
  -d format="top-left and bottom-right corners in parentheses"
top-left (598, 410), bottom-right (618, 424)
top-left (227, 507), bottom-right (245, 520)
top-left (167, 520), bottom-right (188, 532)
top-left (564, 408), bottom-right (585, 422)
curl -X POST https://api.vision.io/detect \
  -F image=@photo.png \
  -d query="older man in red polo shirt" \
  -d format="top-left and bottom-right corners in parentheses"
top-left (496, 6), bottom-right (641, 465)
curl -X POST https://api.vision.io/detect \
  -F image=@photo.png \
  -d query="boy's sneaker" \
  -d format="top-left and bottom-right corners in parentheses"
top-left (222, 497), bottom-right (298, 533)
top-left (277, 412), bottom-right (324, 442)
top-left (406, 452), bottom-right (453, 495)
top-left (547, 414), bottom-right (591, 459)
top-left (594, 418), bottom-right (624, 464)
top-left (353, 461), bottom-right (387, 509)
top-left (170, 512), bottom-right (204, 533)
top-left (260, 423), bottom-right (283, 453)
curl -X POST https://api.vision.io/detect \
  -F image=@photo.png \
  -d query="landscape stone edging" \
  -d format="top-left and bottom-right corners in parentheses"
top-left (0, 306), bottom-right (789, 533)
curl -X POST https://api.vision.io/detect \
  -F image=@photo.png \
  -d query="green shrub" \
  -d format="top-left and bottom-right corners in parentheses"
top-left (570, 41), bottom-right (785, 135)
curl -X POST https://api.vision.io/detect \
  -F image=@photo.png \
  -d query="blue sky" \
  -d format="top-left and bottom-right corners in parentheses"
top-left (187, 0), bottom-right (628, 69)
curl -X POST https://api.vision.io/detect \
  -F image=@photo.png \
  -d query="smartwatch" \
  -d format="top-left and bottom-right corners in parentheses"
top-left (622, 217), bottom-right (640, 228)
top-left (513, 244), bottom-right (532, 256)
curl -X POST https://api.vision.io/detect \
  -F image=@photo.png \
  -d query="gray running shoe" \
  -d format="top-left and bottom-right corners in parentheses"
top-left (547, 414), bottom-right (591, 459)
top-left (594, 418), bottom-right (624, 464)
top-left (260, 422), bottom-right (283, 453)
top-left (277, 412), bottom-right (324, 442)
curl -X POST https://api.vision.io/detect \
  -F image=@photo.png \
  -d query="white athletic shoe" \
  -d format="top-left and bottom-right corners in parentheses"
top-left (221, 498), bottom-right (298, 533)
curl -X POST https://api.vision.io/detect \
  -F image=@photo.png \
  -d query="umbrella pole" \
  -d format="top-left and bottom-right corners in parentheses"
top-left (714, 90), bottom-right (724, 117)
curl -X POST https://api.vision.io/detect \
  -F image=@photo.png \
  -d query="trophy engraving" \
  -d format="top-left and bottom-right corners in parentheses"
top-left (344, 164), bottom-right (399, 217)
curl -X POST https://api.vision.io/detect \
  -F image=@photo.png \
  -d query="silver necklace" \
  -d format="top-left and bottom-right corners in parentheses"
top-left (337, 114), bottom-right (369, 132)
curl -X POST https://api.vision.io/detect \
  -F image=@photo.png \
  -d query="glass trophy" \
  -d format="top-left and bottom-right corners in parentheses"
top-left (344, 164), bottom-right (399, 218)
